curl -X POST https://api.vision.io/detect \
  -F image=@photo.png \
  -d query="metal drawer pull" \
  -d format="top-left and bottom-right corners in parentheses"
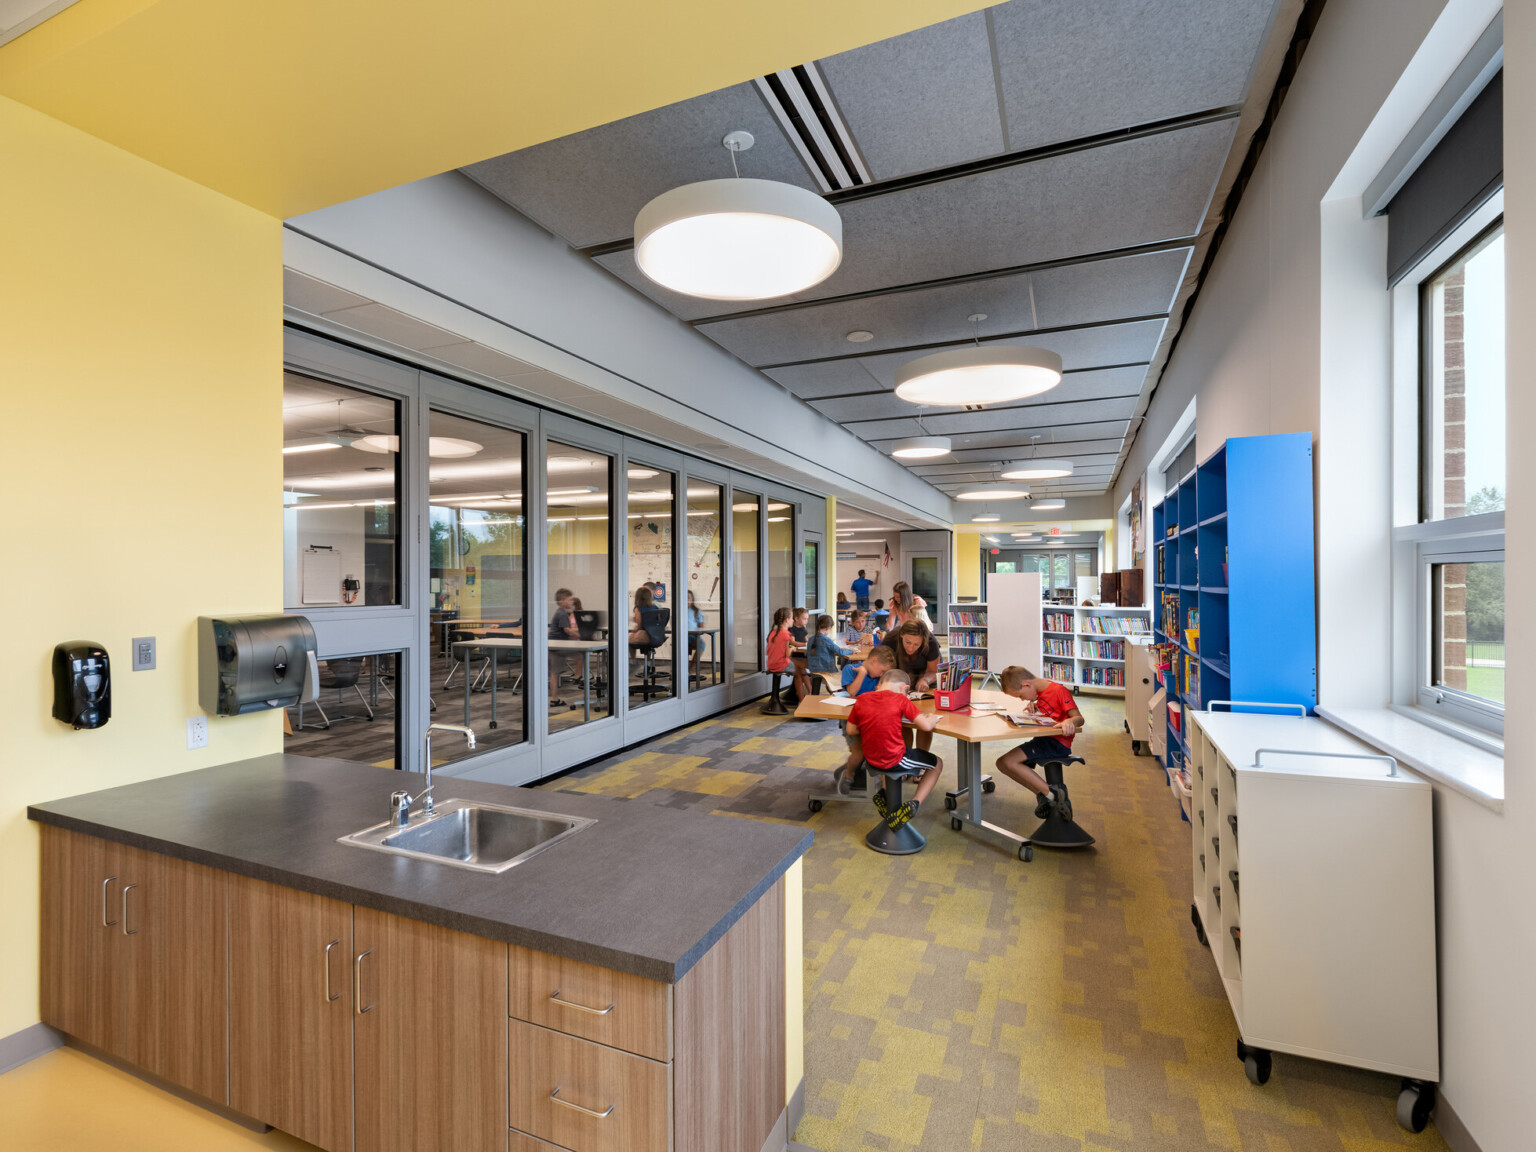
top-left (550, 1087), bottom-right (614, 1119)
top-left (323, 940), bottom-right (341, 1003)
top-left (549, 989), bottom-right (615, 1016)
top-left (354, 950), bottom-right (373, 1014)
top-left (120, 884), bottom-right (139, 935)
top-left (1254, 747), bottom-right (1401, 778)
top-left (100, 876), bottom-right (118, 927)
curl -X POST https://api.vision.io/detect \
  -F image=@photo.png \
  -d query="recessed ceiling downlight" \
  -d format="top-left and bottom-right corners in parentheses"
top-left (955, 485), bottom-right (1029, 501)
top-left (891, 436), bottom-right (951, 459)
top-left (894, 346), bottom-right (1062, 407)
top-left (1000, 458), bottom-right (1074, 480)
top-left (634, 178), bottom-right (842, 301)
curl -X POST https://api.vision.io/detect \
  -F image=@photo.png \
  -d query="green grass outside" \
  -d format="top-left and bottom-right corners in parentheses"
top-left (1465, 665), bottom-right (1505, 704)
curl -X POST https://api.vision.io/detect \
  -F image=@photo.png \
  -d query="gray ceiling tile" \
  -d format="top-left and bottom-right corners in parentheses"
top-left (808, 363), bottom-right (1146, 424)
top-left (817, 12), bottom-right (1003, 179)
top-left (863, 415), bottom-right (1131, 445)
top-left (695, 248), bottom-right (1189, 365)
top-left (465, 84), bottom-right (816, 248)
top-left (921, 430), bottom-right (1130, 455)
top-left (764, 360), bottom-right (884, 400)
top-left (853, 319), bottom-right (1165, 388)
top-left (845, 396), bottom-right (1136, 438)
top-left (991, 0), bottom-right (1277, 152)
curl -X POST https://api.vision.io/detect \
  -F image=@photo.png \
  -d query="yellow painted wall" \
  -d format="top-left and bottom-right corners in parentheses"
top-left (0, 94), bottom-right (282, 1038)
top-left (955, 531), bottom-right (983, 599)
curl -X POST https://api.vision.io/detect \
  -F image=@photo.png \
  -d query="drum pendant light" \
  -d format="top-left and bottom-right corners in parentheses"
top-left (895, 314), bottom-right (1062, 407)
top-left (634, 132), bottom-right (842, 301)
top-left (1001, 435), bottom-right (1074, 480)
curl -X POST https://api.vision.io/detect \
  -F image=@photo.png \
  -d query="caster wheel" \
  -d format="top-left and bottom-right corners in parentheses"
top-left (1019, 844), bottom-right (1034, 862)
top-left (1191, 903), bottom-right (1208, 946)
top-left (1237, 1041), bottom-right (1271, 1086)
top-left (982, 780), bottom-right (996, 794)
top-left (1396, 1081), bottom-right (1434, 1133)
top-left (489, 721), bottom-right (498, 729)
top-left (944, 795), bottom-right (957, 811)
top-left (808, 799), bottom-right (823, 813)
top-left (951, 817), bottom-right (962, 831)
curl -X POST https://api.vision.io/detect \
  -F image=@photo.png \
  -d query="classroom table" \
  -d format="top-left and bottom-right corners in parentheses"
top-left (451, 637), bottom-right (610, 724)
top-left (792, 687), bottom-right (1067, 861)
top-left (689, 628), bottom-right (721, 686)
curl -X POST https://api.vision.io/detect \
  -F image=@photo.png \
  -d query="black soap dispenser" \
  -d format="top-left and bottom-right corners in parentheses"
top-left (53, 642), bottom-right (111, 729)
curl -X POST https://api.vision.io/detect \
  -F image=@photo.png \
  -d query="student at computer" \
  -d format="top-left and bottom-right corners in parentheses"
top-left (850, 569), bottom-right (878, 609)
top-left (846, 669), bottom-right (943, 832)
top-left (993, 664), bottom-right (1085, 820)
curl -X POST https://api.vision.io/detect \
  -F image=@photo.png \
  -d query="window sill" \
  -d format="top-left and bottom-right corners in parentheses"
top-left (1316, 705), bottom-right (1504, 812)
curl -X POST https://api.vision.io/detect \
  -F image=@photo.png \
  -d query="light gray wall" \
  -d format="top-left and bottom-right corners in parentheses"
top-left (1111, 0), bottom-right (1534, 1146)
top-left (287, 172), bottom-right (957, 530)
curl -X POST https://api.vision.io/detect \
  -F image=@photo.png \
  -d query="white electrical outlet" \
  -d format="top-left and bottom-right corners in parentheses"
top-left (187, 715), bottom-right (209, 750)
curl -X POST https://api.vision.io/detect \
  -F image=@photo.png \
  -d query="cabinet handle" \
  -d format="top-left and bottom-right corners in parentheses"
top-left (323, 940), bottom-right (342, 1003)
top-left (100, 876), bottom-right (118, 927)
top-left (120, 883), bottom-right (138, 936)
top-left (550, 1087), bottom-right (614, 1119)
top-left (354, 950), bottom-right (372, 1015)
top-left (549, 988), bottom-right (615, 1016)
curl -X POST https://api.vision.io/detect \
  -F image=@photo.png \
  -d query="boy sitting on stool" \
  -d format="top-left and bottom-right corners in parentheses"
top-left (835, 645), bottom-right (895, 792)
top-left (847, 669), bottom-right (943, 830)
top-left (994, 665), bottom-right (1085, 821)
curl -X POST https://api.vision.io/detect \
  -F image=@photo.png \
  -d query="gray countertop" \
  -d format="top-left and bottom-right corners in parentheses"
top-left (28, 754), bottom-right (811, 983)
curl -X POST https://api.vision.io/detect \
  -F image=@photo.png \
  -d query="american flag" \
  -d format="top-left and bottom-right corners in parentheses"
top-left (882, 541), bottom-right (892, 569)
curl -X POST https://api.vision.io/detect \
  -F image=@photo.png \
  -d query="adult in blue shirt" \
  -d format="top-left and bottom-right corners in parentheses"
top-left (850, 568), bottom-right (878, 610)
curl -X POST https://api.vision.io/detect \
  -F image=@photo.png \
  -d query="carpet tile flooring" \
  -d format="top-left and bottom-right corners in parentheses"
top-left (544, 695), bottom-right (1450, 1152)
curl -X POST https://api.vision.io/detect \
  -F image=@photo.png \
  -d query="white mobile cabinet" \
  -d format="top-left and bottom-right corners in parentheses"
top-left (1124, 639), bottom-right (1157, 753)
top-left (1186, 708), bottom-right (1439, 1133)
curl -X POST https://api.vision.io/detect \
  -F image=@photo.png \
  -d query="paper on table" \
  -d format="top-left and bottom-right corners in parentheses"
top-left (818, 696), bottom-right (857, 708)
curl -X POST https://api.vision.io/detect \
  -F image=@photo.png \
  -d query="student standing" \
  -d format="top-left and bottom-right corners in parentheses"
top-left (881, 620), bottom-right (942, 751)
top-left (685, 589), bottom-right (706, 680)
top-left (548, 587), bottom-right (579, 711)
top-left (846, 670), bottom-right (943, 833)
top-left (993, 664), bottom-right (1086, 820)
top-left (850, 569), bottom-right (878, 610)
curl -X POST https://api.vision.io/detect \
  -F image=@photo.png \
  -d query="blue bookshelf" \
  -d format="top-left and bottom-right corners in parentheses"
top-left (1151, 433), bottom-right (1317, 775)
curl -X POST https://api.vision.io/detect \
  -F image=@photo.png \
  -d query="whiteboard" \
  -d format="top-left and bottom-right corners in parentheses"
top-left (301, 548), bottom-right (343, 605)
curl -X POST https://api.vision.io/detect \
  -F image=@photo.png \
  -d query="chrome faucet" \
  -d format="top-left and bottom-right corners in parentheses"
top-left (390, 722), bottom-right (476, 826)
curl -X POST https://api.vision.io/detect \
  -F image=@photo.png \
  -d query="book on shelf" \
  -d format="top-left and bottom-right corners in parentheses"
top-left (1043, 611), bottom-right (1074, 632)
top-left (1080, 639), bottom-right (1125, 661)
top-left (948, 630), bottom-right (987, 647)
top-left (1043, 660), bottom-right (1074, 683)
top-left (1081, 614), bottom-right (1149, 636)
top-left (1080, 664), bottom-right (1125, 687)
top-left (948, 609), bottom-right (987, 627)
top-left (1044, 637), bottom-right (1073, 657)
top-left (949, 652), bottom-right (987, 671)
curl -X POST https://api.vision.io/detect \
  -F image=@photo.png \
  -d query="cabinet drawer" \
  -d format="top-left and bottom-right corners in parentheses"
top-left (510, 943), bottom-right (670, 1061)
top-left (510, 1019), bottom-right (669, 1152)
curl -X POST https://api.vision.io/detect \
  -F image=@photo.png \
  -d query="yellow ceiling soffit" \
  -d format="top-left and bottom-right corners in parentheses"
top-left (0, 0), bottom-right (988, 219)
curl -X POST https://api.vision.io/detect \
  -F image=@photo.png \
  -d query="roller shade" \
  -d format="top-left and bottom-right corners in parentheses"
top-left (1386, 71), bottom-right (1502, 286)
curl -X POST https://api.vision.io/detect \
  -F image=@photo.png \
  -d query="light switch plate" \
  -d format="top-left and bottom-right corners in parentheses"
top-left (187, 715), bottom-right (208, 750)
top-left (132, 636), bottom-right (156, 670)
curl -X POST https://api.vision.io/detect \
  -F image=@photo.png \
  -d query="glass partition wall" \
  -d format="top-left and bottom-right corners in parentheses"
top-left (283, 330), bottom-right (819, 782)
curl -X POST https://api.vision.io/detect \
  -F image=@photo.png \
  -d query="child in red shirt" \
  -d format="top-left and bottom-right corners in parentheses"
top-left (994, 665), bottom-right (1086, 820)
top-left (766, 607), bottom-right (795, 674)
top-left (847, 670), bottom-right (943, 831)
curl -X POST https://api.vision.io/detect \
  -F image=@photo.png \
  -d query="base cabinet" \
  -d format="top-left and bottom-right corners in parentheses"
top-left (39, 826), bottom-right (226, 1103)
top-left (41, 828), bottom-right (790, 1152)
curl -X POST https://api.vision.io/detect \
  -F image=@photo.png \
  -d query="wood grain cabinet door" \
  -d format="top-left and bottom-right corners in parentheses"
top-left (111, 843), bottom-right (228, 1103)
top-left (39, 827), bottom-right (118, 1053)
top-left (229, 876), bottom-right (354, 1152)
top-left (352, 906), bottom-right (508, 1152)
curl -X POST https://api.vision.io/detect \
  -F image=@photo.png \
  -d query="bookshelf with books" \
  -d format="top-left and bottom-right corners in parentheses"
top-left (1150, 432), bottom-right (1317, 780)
top-left (1030, 603), bottom-right (1151, 696)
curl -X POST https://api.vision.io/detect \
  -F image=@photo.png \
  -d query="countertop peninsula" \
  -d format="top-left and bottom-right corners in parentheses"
top-left (28, 754), bottom-right (811, 983)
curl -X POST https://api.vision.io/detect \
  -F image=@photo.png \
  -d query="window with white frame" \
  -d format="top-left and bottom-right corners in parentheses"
top-left (1393, 200), bottom-right (1504, 737)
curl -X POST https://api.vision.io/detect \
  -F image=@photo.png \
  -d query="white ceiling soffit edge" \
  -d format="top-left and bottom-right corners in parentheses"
top-left (0, 0), bottom-right (82, 46)
top-left (280, 228), bottom-right (945, 529)
top-left (1360, 8), bottom-right (1502, 213)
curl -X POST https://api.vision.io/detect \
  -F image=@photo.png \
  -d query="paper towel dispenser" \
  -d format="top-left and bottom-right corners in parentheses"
top-left (199, 614), bottom-right (319, 717)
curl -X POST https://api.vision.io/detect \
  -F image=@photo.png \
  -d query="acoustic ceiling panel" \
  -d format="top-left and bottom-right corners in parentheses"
top-left (990, 0), bottom-right (1277, 151)
top-left (694, 247), bottom-right (1190, 366)
top-left (765, 359), bottom-right (885, 400)
top-left (853, 318), bottom-right (1167, 388)
top-left (861, 414), bottom-right (1132, 444)
top-left (464, 83), bottom-right (815, 248)
top-left (931, 435), bottom-right (1129, 460)
top-left (816, 12), bottom-right (1003, 179)
top-left (909, 453), bottom-right (1120, 476)
top-left (807, 364), bottom-right (1147, 424)
top-left (594, 121), bottom-right (1232, 318)
top-left (844, 396), bottom-right (1137, 438)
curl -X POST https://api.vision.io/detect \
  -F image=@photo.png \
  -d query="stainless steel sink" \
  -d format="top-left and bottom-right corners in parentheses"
top-left (339, 799), bottom-right (595, 874)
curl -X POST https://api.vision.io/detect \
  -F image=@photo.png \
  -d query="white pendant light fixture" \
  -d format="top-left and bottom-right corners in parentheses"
top-left (1000, 434), bottom-right (1074, 480)
top-left (355, 435), bottom-right (483, 459)
top-left (634, 131), bottom-right (842, 301)
top-left (970, 513), bottom-right (1000, 522)
top-left (955, 485), bottom-right (1029, 501)
top-left (895, 314), bottom-right (1062, 408)
top-left (892, 435), bottom-right (952, 459)
top-left (1032, 499), bottom-right (1066, 510)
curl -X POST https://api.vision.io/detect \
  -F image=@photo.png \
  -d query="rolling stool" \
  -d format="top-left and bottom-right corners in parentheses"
top-left (761, 672), bottom-right (791, 715)
top-left (1026, 755), bottom-right (1095, 849)
top-left (865, 766), bottom-right (926, 855)
top-left (808, 757), bottom-right (870, 812)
